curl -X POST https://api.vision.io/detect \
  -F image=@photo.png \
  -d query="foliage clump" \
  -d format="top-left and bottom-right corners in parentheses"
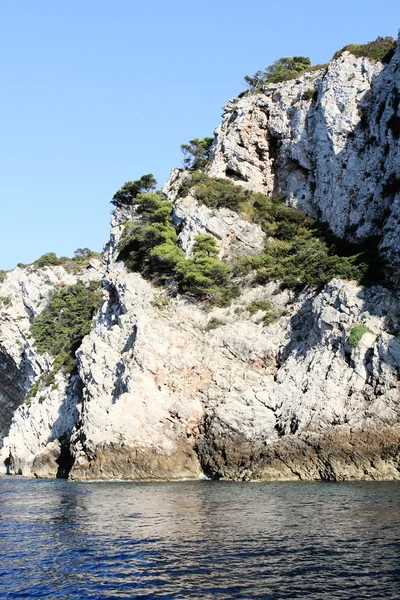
top-left (179, 171), bottom-right (251, 211)
top-left (247, 299), bottom-right (272, 316)
top-left (205, 317), bottom-right (225, 331)
top-left (301, 88), bottom-right (315, 102)
top-left (246, 299), bottom-right (284, 325)
top-left (117, 192), bottom-right (233, 304)
top-left (151, 294), bottom-right (170, 311)
top-left (0, 270), bottom-right (8, 284)
top-left (0, 296), bottom-right (12, 307)
top-left (32, 249), bottom-right (102, 274)
top-left (348, 324), bottom-right (369, 348)
top-left (181, 137), bottom-right (214, 170)
top-left (177, 172), bottom-right (384, 290)
top-left (33, 252), bottom-right (65, 269)
top-left (31, 281), bottom-right (102, 374)
top-left (237, 232), bottom-right (377, 290)
top-left (112, 174), bottom-right (158, 207)
top-left (176, 235), bottom-right (230, 302)
top-left (117, 192), bottom-right (183, 278)
top-left (244, 56), bottom-right (312, 91)
top-left (333, 36), bottom-right (396, 62)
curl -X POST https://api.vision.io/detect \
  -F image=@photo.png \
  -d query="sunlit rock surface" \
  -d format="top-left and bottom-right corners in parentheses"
top-left (1, 35), bottom-right (400, 480)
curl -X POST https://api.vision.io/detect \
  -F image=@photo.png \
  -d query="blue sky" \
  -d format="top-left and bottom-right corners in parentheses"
top-left (1, 1), bottom-right (399, 269)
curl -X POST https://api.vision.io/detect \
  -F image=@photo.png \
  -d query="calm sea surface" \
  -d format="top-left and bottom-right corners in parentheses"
top-left (0, 477), bottom-right (399, 599)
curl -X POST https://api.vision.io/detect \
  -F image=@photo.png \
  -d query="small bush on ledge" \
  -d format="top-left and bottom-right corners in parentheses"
top-left (178, 171), bottom-right (251, 211)
top-left (348, 324), bottom-right (369, 348)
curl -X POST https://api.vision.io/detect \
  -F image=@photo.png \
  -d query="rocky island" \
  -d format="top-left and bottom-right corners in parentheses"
top-left (1, 35), bottom-right (399, 481)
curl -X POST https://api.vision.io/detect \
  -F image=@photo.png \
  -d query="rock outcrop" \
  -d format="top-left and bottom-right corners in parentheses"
top-left (1, 34), bottom-right (399, 481)
top-left (0, 260), bottom-right (104, 476)
top-left (209, 43), bottom-right (400, 280)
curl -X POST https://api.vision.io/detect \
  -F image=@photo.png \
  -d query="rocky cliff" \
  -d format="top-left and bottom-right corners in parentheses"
top-left (1, 34), bottom-right (399, 481)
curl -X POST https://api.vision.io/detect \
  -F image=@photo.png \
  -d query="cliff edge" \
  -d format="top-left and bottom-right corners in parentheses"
top-left (1, 34), bottom-right (399, 481)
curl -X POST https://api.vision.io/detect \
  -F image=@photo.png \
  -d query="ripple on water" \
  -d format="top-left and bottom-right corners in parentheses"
top-left (0, 478), bottom-right (399, 599)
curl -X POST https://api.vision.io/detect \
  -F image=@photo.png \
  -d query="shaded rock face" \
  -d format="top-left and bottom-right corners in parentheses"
top-left (0, 350), bottom-right (26, 443)
top-left (1, 37), bottom-right (400, 481)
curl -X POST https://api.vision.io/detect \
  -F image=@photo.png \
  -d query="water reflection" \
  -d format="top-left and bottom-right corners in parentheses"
top-left (0, 477), bottom-right (399, 599)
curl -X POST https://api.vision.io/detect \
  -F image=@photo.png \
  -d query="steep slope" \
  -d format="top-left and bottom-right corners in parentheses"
top-left (209, 40), bottom-right (400, 281)
top-left (0, 34), bottom-right (399, 481)
top-left (0, 260), bottom-right (104, 476)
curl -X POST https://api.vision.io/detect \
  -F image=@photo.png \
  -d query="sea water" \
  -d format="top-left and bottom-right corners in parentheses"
top-left (0, 477), bottom-right (399, 599)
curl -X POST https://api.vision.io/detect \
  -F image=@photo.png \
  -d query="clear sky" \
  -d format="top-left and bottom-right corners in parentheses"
top-left (1, 1), bottom-right (399, 269)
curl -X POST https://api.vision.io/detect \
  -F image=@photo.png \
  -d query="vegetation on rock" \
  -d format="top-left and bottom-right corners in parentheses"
top-left (180, 172), bottom-right (385, 290)
top-left (247, 299), bottom-right (272, 316)
top-left (116, 191), bottom-right (233, 304)
top-left (31, 281), bottom-right (102, 374)
top-left (181, 137), bottom-right (214, 170)
top-left (178, 171), bottom-right (251, 211)
top-left (333, 36), bottom-right (396, 62)
top-left (112, 174), bottom-right (158, 207)
top-left (31, 249), bottom-right (102, 274)
top-left (244, 56), bottom-right (312, 91)
top-left (116, 191), bottom-right (183, 278)
top-left (242, 36), bottom-right (395, 98)
top-left (0, 296), bottom-right (12, 307)
top-left (348, 324), bottom-right (369, 348)
top-left (33, 252), bottom-right (65, 269)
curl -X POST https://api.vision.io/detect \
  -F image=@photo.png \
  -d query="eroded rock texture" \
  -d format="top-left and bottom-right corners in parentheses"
top-left (1, 35), bottom-right (400, 480)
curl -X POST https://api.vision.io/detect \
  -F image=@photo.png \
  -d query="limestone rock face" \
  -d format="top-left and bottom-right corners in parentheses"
top-left (1, 36), bottom-right (400, 481)
top-left (197, 280), bottom-right (400, 480)
top-left (209, 38), bottom-right (400, 279)
top-left (0, 261), bottom-right (104, 476)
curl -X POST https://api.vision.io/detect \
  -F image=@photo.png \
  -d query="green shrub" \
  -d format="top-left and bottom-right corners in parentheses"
top-left (246, 299), bottom-right (284, 325)
top-left (117, 190), bottom-right (233, 304)
top-left (178, 171), bottom-right (251, 211)
top-left (205, 317), bottom-right (225, 331)
top-left (24, 373), bottom-right (56, 406)
top-left (117, 192), bottom-right (183, 279)
top-left (243, 236), bottom-right (370, 290)
top-left (0, 270), bottom-right (8, 284)
top-left (151, 294), bottom-right (170, 311)
top-left (24, 378), bottom-right (41, 404)
top-left (33, 252), bottom-right (65, 269)
top-left (176, 236), bottom-right (230, 301)
top-left (32, 250), bottom-right (102, 275)
top-left (112, 174), bottom-right (157, 207)
top-left (304, 63), bottom-right (328, 73)
top-left (301, 88), bottom-right (315, 102)
top-left (30, 281), bottom-right (102, 374)
top-left (247, 299), bottom-right (272, 316)
top-left (244, 56), bottom-right (312, 90)
top-left (333, 36), bottom-right (396, 62)
top-left (348, 324), bottom-right (369, 348)
top-left (262, 309), bottom-right (279, 326)
top-left (179, 174), bottom-right (383, 290)
top-left (0, 296), bottom-right (12, 307)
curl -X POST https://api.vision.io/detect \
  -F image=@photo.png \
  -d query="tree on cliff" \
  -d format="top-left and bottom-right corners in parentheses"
top-left (244, 56), bottom-right (311, 90)
top-left (181, 137), bottom-right (214, 170)
top-left (112, 174), bottom-right (158, 207)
